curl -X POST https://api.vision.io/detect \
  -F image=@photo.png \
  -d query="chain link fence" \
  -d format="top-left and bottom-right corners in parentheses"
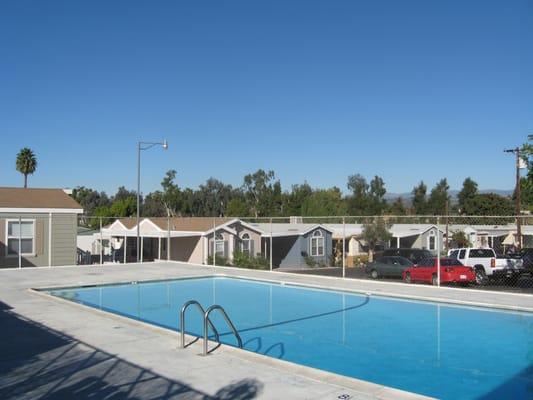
top-left (1, 213), bottom-right (532, 294)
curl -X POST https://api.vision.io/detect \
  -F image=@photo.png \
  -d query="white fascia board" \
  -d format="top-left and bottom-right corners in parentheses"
top-left (106, 220), bottom-right (130, 231)
top-left (0, 208), bottom-right (84, 214)
top-left (139, 218), bottom-right (165, 232)
top-left (203, 225), bottom-right (238, 236)
top-left (300, 224), bottom-right (334, 236)
top-left (170, 232), bottom-right (204, 237)
top-left (234, 220), bottom-right (265, 235)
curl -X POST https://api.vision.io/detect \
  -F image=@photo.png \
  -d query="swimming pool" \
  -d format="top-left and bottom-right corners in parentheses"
top-left (47, 276), bottom-right (533, 399)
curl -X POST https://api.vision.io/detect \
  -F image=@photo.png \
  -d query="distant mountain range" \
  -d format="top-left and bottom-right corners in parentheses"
top-left (384, 189), bottom-right (514, 205)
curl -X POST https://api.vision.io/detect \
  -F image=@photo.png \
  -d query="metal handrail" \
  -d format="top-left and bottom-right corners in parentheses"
top-left (180, 300), bottom-right (220, 349)
top-left (203, 304), bottom-right (243, 356)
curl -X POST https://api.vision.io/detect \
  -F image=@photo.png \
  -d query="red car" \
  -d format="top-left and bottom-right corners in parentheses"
top-left (402, 257), bottom-right (476, 286)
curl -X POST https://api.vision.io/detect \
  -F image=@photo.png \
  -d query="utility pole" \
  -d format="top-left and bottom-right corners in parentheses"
top-left (445, 199), bottom-right (449, 253)
top-left (504, 147), bottom-right (522, 249)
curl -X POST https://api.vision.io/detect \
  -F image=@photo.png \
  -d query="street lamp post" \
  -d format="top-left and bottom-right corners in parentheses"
top-left (137, 140), bottom-right (168, 262)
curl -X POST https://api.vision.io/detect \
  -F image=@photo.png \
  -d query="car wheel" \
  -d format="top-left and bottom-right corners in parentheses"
top-left (404, 272), bottom-right (412, 283)
top-left (431, 274), bottom-right (438, 286)
top-left (475, 267), bottom-right (487, 285)
top-left (370, 269), bottom-right (379, 279)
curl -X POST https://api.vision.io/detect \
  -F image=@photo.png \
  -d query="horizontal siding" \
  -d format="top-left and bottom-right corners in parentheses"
top-left (51, 214), bottom-right (76, 266)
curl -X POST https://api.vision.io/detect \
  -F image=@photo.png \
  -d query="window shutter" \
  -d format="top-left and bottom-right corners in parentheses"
top-left (250, 240), bottom-right (255, 257)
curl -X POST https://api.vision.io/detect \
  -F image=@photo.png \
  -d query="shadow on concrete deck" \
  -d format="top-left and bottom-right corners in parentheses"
top-left (0, 301), bottom-right (263, 400)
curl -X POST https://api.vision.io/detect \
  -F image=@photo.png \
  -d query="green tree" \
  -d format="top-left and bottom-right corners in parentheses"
top-left (411, 181), bottom-right (428, 214)
top-left (282, 183), bottom-right (313, 216)
top-left (16, 147), bottom-right (37, 188)
top-left (347, 174), bottom-right (369, 215)
top-left (142, 191), bottom-right (167, 217)
top-left (368, 175), bottom-right (387, 214)
top-left (242, 170), bottom-right (281, 217)
top-left (71, 186), bottom-right (111, 216)
top-left (450, 231), bottom-right (472, 248)
top-left (301, 187), bottom-right (347, 216)
top-left (160, 169), bottom-right (181, 216)
top-left (457, 178), bottom-right (478, 214)
top-left (226, 197), bottom-right (250, 217)
top-left (520, 137), bottom-right (533, 211)
top-left (196, 178), bottom-right (236, 217)
top-left (388, 197), bottom-right (406, 215)
top-left (462, 193), bottom-right (514, 216)
top-left (360, 219), bottom-right (392, 260)
top-left (427, 178), bottom-right (450, 215)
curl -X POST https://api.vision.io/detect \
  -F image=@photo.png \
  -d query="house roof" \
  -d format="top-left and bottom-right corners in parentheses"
top-left (325, 223), bottom-right (443, 239)
top-left (250, 223), bottom-right (333, 237)
top-left (0, 187), bottom-right (83, 212)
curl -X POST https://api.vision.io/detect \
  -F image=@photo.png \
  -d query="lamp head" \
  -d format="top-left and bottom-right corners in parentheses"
top-left (162, 139), bottom-right (168, 150)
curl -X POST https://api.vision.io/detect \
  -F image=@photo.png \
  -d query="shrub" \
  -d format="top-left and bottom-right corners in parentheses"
top-left (352, 254), bottom-right (369, 267)
top-left (232, 250), bottom-right (269, 270)
top-left (304, 256), bottom-right (317, 267)
top-left (207, 254), bottom-right (230, 266)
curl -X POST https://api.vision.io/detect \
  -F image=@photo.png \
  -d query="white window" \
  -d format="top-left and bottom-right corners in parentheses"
top-left (310, 230), bottom-right (324, 256)
top-left (215, 233), bottom-right (225, 256)
top-left (7, 220), bottom-right (35, 256)
top-left (428, 230), bottom-right (436, 251)
top-left (241, 233), bottom-right (251, 254)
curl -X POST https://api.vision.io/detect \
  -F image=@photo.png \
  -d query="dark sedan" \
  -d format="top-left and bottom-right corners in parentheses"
top-left (365, 256), bottom-right (414, 279)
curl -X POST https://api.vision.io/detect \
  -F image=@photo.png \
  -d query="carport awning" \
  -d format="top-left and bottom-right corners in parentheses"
top-left (100, 229), bottom-right (202, 238)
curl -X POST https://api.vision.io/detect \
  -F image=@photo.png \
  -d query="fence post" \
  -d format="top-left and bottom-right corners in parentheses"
top-left (269, 218), bottom-right (273, 272)
top-left (167, 215), bottom-right (171, 261)
top-left (99, 217), bottom-right (103, 265)
top-left (141, 236), bottom-right (144, 262)
top-left (18, 216), bottom-right (22, 269)
top-left (436, 216), bottom-right (441, 287)
top-left (213, 217), bottom-right (216, 267)
top-left (342, 217), bottom-right (346, 278)
top-left (48, 213), bottom-right (52, 267)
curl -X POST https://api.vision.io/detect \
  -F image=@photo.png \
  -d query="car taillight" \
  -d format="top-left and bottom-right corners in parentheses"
top-left (491, 258), bottom-right (496, 268)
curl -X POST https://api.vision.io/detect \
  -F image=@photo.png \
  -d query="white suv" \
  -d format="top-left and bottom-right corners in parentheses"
top-left (448, 248), bottom-right (523, 284)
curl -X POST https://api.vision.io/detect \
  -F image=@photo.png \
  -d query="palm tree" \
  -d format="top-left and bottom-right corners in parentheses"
top-left (16, 148), bottom-right (37, 188)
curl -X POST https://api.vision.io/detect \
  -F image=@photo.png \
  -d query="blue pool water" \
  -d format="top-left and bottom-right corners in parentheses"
top-left (48, 277), bottom-right (533, 399)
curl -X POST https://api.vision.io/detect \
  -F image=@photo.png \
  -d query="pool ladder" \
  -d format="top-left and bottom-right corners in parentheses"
top-left (180, 300), bottom-right (243, 356)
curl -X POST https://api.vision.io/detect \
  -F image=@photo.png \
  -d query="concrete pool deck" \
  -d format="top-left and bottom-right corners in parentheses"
top-left (1, 262), bottom-right (532, 399)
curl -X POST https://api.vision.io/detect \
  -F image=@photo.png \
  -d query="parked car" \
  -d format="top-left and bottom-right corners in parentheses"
top-left (402, 257), bottom-right (476, 286)
top-left (365, 256), bottom-right (414, 279)
top-left (381, 248), bottom-right (432, 265)
top-left (507, 248), bottom-right (533, 275)
top-left (447, 248), bottom-right (523, 284)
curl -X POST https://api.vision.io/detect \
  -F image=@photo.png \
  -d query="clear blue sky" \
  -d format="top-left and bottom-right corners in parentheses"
top-left (1, 0), bottom-right (532, 195)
